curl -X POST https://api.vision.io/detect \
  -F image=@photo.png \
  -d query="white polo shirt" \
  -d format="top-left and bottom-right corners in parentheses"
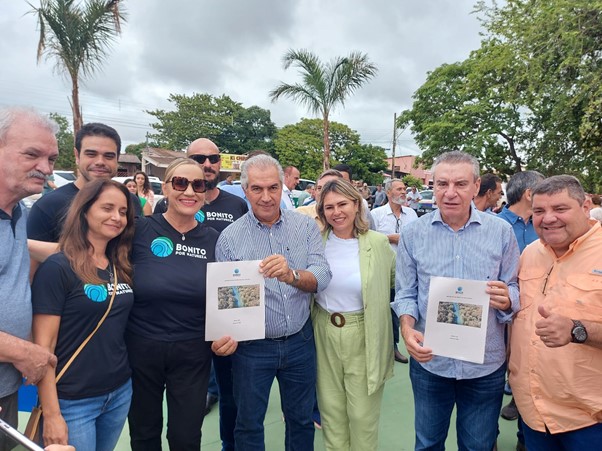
top-left (370, 202), bottom-right (418, 252)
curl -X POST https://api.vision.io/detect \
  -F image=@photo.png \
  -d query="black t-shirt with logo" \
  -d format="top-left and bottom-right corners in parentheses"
top-left (31, 252), bottom-right (134, 399)
top-left (153, 189), bottom-right (248, 233)
top-left (127, 214), bottom-right (219, 341)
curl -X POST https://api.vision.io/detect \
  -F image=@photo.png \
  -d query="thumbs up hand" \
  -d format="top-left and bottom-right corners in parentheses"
top-left (534, 304), bottom-right (573, 347)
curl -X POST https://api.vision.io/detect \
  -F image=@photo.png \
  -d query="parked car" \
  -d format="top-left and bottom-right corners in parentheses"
top-left (416, 190), bottom-right (437, 217)
top-left (53, 170), bottom-right (76, 187)
top-left (291, 178), bottom-right (316, 206)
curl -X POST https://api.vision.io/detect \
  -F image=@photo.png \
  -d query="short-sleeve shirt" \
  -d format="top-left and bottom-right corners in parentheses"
top-left (127, 214), bottom-right (219, 341)
top-left (31, 253), bottom-right (134, 399)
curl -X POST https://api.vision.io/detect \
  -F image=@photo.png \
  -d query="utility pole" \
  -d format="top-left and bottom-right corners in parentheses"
top-left (391, 112), bottom-right (397, 179)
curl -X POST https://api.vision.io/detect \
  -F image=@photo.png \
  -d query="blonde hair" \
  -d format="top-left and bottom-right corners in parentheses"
top-left (165, 157), bottom-right (203, 182)
top-left (317, 179), bottom-right (369, 237)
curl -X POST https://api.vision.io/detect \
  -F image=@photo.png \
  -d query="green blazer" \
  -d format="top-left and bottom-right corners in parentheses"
top-left (319, 229), bottom-right (396, 395)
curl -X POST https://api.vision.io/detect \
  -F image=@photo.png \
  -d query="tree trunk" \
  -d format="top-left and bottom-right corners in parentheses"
top-left (322, 113), bottom-right (330, 171)
top-left (71, 74), bottom-right (83, 137)
top-left (499, 131), bottom-right (522, 172)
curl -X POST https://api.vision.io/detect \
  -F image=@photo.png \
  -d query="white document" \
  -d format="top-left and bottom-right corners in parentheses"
top-left (205, 260), bottom-right (265, 341)
top-left (423, 276), bottom-right (489, 364)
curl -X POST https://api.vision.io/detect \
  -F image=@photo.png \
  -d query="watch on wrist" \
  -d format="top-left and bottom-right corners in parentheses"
top-left (571, 320), bottom-right (588, 343)
top-left (290, 269), bottom-right (301, 286)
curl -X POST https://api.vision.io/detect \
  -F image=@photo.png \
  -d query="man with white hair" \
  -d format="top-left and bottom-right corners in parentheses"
top-left (0, 107), bottom-right (58, 436)
top-left (216, 154), bottom-right (331, 451)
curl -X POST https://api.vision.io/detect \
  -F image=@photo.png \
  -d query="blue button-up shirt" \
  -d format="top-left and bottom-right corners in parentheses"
top-left (392, 205), bottom-right (519, 379)
top-left (216, 209), bottom-right (331, 338)
top-left (497, 205), bottom-right (539, 253)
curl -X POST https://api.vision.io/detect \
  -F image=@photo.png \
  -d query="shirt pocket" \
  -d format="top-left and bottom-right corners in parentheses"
top-left (564, 274), bottom-right (602, 321)
top-left (516, 267), bottom-right (548, 320)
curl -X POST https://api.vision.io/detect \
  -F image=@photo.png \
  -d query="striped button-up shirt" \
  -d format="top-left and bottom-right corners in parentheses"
top-left (392, 205), bottom-right (520, 379)
top-left (216, 209), bottom-right (331, 338)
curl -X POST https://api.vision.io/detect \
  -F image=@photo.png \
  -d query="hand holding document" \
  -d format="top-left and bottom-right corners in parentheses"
top-left (423, 276), bottom-right (489, 364)
top-left (205, 260), bottom-right (265, 341)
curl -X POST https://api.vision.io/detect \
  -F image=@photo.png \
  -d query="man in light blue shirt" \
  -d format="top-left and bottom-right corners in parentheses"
top-left (216, 154), bottom-right (331, 451)
top-left (392, 151), bottom-right (520, 451)
top-left (497, 170), bottom-right (544, 253)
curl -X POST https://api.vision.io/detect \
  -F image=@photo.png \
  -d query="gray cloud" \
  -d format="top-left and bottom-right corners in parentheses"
top-left (0, 0), bottom-right (485, 148)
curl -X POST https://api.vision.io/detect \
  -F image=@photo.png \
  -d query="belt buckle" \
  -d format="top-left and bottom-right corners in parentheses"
top-left (330, 312), bottom-right (345, 328)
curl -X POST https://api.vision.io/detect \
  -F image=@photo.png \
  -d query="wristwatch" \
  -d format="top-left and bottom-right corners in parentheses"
top-left (290, 269), bottom-right (301, 286)
top-left (571, 320), bottom-right (588, 343)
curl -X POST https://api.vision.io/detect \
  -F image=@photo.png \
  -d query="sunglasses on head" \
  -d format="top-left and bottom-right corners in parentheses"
top-left (189, 154), bottom-right (220, 164)
top-left (167, 176), bottom-right (207, 193)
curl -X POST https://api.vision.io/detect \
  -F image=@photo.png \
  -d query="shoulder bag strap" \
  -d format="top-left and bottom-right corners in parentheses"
top-left (55, 264), bottom-right (118, 383)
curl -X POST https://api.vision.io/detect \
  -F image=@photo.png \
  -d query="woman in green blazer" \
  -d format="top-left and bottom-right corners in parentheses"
top-left (314, 179), bottom-right (395, 450)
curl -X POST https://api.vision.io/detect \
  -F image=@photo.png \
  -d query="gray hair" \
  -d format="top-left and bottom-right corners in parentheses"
top-left (531, 175), bottom-right (585, 205)
top-left (384, 178), bottom-right (405, 193)
top-left (240, 154), bottom-right (284, 189)
top-left (0, 107), bottom-right (58, 145)
top-left (431, 151), bottom-right (480, 182)
top-left (505, 170), bottom-right (544, 206)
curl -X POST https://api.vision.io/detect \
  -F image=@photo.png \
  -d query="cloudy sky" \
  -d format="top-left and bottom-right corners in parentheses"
top-left (0, 0), bottom-right (485, 154)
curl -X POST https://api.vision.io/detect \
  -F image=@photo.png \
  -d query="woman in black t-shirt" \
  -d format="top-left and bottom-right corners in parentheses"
top-left (127, 158), bottom-right (237, 451)
top-left (32, 180), bottom-right (136, 451)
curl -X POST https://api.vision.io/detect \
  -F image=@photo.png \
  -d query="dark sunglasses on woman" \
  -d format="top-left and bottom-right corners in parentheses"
top-left (167, 176), bottom-right (207, 193)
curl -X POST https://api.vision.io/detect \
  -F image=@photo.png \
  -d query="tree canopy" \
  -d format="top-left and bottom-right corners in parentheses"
top-left (270, 49), bottom-right (378, 170)
top-left (273, 118), bottom-right (386, 183)
top-left (400, 0), bottom-right (602, 190)
top-left (147, 93), bottom-right (276, 154)
top-left (31, 0), bottom-right (126, 135)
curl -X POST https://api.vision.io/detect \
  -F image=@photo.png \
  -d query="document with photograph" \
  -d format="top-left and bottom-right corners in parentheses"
top-left (205, 260), bottom-right (265, 341)
top-left (423, 276), bottom-right (490, 364)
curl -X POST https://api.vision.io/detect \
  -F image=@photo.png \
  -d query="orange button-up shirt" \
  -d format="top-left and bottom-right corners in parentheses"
top-left (509, 220), bottom-right (602, 433)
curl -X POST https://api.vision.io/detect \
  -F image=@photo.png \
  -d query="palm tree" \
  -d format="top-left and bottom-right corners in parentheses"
top-left (29, 0), bottom-right (126, 135)
top-left (270, 49), bottom-right (377, 170)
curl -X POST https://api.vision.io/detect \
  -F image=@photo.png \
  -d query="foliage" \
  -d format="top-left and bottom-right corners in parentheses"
top-left (402, 0), bottom-right (602, 189)
top-left (402, 174), bottom-right (423, 189)
top-left (30, 0), bottom-right (126, 135)
top-left (49, 112), bottom-right (75, 170)
top-left (147, 93), bottom-right (276, 154)
top-left (270, 49), bottom-right (377, 170)
top-left (124, 142), bottom-right (146, 159)
top-left (273, 118), bottom-right (386, 183)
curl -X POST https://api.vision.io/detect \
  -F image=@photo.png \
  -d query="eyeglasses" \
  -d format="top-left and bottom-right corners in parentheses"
top-left (395, 217), bottom-right (401, 233)
top-left (189, 154), bottom-right (220, 164)
top-left (166, 176), bottom-right (207, 193)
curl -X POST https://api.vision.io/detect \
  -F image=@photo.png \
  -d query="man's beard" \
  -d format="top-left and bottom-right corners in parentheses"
top-left (204, 169), bottom-right (218, 189)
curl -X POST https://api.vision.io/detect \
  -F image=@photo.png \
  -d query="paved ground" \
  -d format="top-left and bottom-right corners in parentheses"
top-left (19, 343), bottom-right (520, 450)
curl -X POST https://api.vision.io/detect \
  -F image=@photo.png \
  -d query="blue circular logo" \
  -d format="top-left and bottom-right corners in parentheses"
top-left (457, 286), bottom-right (463, 293)
top-left (151, 236), bottom-right (174, 257)
top-left (84, 284), bottom-right (108, 302)
top-left (195, 210), bottom-right (206, 223)
top-left (234, 268), bottom-right (240, 275)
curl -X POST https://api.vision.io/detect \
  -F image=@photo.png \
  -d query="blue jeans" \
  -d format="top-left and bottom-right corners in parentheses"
top-left (57, 379), bottom-right (131, 451)
top-left (521, 419), bottom-right (602, 451)
top-left (232, 319), bottom-right (316, 451)
top-left (410, 359), bottom-right (505, 451)
top-left (213, 354), bottom-right (236, 451)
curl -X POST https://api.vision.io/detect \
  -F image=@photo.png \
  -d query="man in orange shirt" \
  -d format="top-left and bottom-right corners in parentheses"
top-left (509, 175), bottom-right (602, 450)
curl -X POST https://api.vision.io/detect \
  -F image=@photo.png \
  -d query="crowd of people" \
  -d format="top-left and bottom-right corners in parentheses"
top-left (1, 105), bottom-right (601, 451)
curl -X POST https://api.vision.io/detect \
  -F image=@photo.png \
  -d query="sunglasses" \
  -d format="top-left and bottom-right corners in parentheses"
top-left (167, 176), bottom-right (207, 193)
top-left (189, 154), bottom-right (221, 164)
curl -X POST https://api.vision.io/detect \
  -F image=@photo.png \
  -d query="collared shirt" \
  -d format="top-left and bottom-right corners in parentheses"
top-left (509, 221), bottom-right (602, 434)
top-left (370, 203), bottom-right (418, 252)
top-left (497, 205), bottom-right (539, 253)
top-left (216, 209), bottom-right (331, 338)
top-left (392, 205), bottom-right (520, 379)
top-left (407, 190), bottom-right (422, 209)
top-left (282, 186), bottom-right (296, 210)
